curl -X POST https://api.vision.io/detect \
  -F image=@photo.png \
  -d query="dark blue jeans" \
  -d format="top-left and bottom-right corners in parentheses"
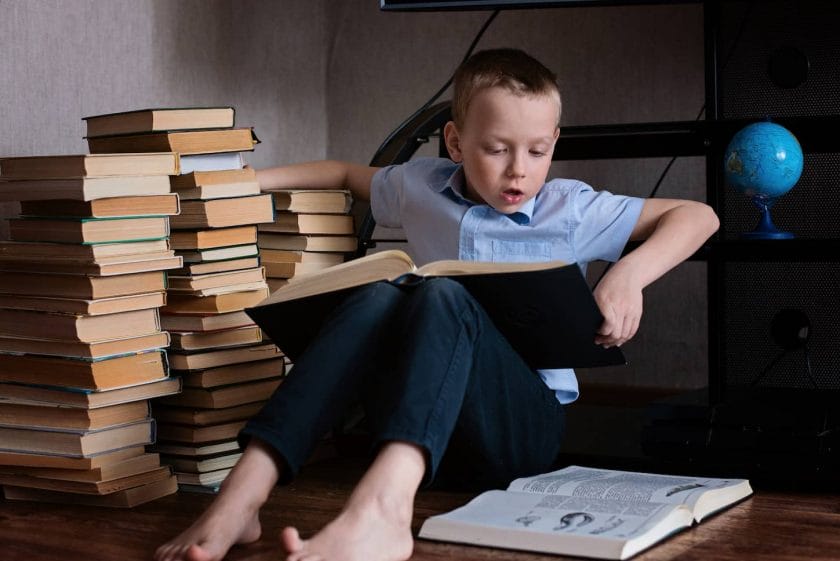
top-left (240, 278), bottom-right (566, 491)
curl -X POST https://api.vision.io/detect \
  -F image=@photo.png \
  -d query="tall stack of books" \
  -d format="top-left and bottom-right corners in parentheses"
top-left (0, 152), bottom-right (184, 507)
top-left (83, 107), bottom-right (283, 492)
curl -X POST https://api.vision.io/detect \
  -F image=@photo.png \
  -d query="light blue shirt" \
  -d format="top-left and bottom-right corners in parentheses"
top-left (370, 157), bottom-right (644, 403)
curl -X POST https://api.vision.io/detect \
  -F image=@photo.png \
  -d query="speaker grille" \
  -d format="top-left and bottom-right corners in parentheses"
top-left (722, 262), bottom-right (840, 389)
top-left (720, 1), bottom-right (840, 119)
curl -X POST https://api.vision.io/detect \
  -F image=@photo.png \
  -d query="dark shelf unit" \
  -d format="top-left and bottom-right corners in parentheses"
top-left (367, 0), bottom-right (840, 483)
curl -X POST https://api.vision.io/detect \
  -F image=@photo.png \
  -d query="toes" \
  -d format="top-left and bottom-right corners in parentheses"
top-left (281, 526), bottom-right (306, 554)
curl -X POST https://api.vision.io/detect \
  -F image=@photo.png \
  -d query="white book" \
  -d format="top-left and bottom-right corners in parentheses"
top-left (179, 152), bottom-right (244, 175)
top-left (419, 465), bottom-right (752, 560)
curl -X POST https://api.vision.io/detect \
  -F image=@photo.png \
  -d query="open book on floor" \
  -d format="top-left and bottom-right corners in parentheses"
top-left (418, 465), bottom-right (753, 560)
top-left (245, 249), bottom-right (624, 369)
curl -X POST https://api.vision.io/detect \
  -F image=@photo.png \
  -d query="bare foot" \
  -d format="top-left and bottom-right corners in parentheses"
top-left (154, 439), bottom-right (281, 561)
top-left (154, 501), bottom-right (262, 561)
top-left (280, 496), bottom-right (414, 561)
top-left (281, 441), bottom-right (425, 561)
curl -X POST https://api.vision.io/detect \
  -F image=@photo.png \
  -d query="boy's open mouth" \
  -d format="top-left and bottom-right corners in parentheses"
top-left (501, 188), bottom-right (524, 203)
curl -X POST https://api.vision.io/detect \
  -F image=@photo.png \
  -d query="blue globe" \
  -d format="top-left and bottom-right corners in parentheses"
top-left (724, 121), bottom-right (803, 199)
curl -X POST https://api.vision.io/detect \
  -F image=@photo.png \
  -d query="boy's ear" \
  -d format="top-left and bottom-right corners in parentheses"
top-left (443, 121), bottom-right (463, 163)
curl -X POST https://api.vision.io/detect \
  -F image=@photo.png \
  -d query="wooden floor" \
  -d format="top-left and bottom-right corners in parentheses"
top-left (2, 454), bottom-right (840, 561)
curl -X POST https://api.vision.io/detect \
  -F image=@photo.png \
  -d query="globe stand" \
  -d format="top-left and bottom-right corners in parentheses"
top-left (741, 195), bottom-right (794, 239)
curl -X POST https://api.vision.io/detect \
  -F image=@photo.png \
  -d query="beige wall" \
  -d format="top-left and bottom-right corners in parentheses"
top-left (0, 0), bottom-right (708, 391)
top-left (0, 0), bottom-right (327, 233)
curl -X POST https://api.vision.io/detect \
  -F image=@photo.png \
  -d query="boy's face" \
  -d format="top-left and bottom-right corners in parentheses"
top-left (444, 87), bottom-right (560, 214)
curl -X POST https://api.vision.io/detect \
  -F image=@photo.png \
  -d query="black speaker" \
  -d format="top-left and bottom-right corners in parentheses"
top-left (722, 261), bottom-right (840, 390)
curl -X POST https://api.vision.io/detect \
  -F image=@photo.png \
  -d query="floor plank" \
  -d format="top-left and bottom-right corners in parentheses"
top-left (1, 455), bottom-right (839, 561)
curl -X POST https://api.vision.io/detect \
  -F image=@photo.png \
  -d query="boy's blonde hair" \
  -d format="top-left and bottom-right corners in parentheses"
top-left (451, 48), bottom-right (562, 128)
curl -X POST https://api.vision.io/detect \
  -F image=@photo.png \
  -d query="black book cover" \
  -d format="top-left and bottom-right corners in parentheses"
top-left (246, 263), bottom-right (625, 370)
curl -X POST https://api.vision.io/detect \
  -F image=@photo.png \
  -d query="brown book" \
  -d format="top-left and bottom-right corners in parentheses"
top-left (179, 244), bottom-right (259, 263)
top-left (0, 400), bottom-right (151, 431)
top-left (159, 377), bottom-right (281, 409)
top-left (0, 452), bottom-right (162, 483)
top-left (165, 451), bottom-right (241, 473)
top-left (84, 107), bottom-right (235, 137)
top-left (0, 175), bottom-right (172, 202)
top-left (161, 287), bottom-right (269, 314)
top-left (0, 153), bottom-right (179, 180)
top-left (170, 326), bottom-right (263, 352)
top-left (0, 239), bottom-right (170, 259)
top-left (257, 233), bottom-right (358, 253)
top-left (152, 439), bottom-right (240, 458)
top-left (0, 464), bottom-right (171, 495)
top-left (270, 189), bottom-right (352, 214)
top-left (170, 256), bottom-right (260, 276)
top-left (169, 342), bottom-right (281, 371)
top-left (0, 291), bottom-right (166, 315)
top-left (0, 445), bottom-right (144, 470)
top-left (174, 467), bottom-right (230, 487)
top-left (160, 310), bottom-right (254, 332)
top-left (156, 419), bottom-right (246, 444)
top-left (1, 473), bottom-right (178, 507)
top-left (259, 248), bottom-right (346, 265)
top-left (172, 281), bottom-right (268, 298)
top-left (19, 194), bottom-right (180, 218)
top-left (181, 357), bottom-right (285, 388)
top-left (0, 350), bottom-right (168, 391)
top-left (0, 332), bottom-right (170, 360)
top-left (0, 418), bottom-right (156, 457)
top-left (0, 252), bottom-right (182, 276)
top-left (0, 307), bottom-right (161, 342)
top-left (153, 402), bottom-right (262, 426)
top-left (167, 267), bottom-right (266, 293)
top-left (170, 225), bottom-right (257, 250)
top-left (0, 377), bottom-right (181, 409)
top-left (9, 216), bottom-right (170, 244)
top-left (170, 194), bottom-right (274, 229)
top-left (263, 260), bottom-right (335, 279)
top-left (170, 168), bottom-right (259, 200)
top-left (267, 278), bottom-right (289, 292)
top-left (0, 270), bottom-right (166, 299)
top-left (87, 128), bottom-right (258, 156)
top-left (260, 213), bottom-right (354, 235)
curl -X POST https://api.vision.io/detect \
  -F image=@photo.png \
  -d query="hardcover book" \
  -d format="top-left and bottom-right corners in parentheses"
top-left (246, 249), bottom-right (625, 369)
top-left (0, 153), bottom-right (179, 180)
top-left (83, 107), bottom-right (235, 137)
top-left (87, 128), bottom-right (258, 156)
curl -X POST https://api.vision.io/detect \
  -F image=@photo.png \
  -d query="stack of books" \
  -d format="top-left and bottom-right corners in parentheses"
top-left (82, 107), bottom-right (282, 492)
top-left (258, 189), bottom-right (356, 292)
top-left (0, 151), bottom-right (185, 507)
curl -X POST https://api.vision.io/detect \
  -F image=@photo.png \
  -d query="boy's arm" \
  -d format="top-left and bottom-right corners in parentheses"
top-left (593, 198), bottom-right (719, 348)
top-left (254, 160), bottom-right (380, 203)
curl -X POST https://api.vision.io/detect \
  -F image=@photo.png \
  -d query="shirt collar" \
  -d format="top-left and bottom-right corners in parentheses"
top-left (432, 164), bottom-right (534, 225)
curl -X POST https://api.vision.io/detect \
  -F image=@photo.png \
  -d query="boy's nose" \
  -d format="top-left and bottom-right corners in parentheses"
top-left (506, 154), bottom-right (526, 178)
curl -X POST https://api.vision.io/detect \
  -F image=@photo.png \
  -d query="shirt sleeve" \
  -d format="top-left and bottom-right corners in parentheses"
top-left (370, 164), bottom-right (405, 229)
top-left (571, 184), bottom-right (645, 264)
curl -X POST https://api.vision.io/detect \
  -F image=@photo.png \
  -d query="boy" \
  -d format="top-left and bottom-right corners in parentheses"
top-left (155, 48), bottom-right (718, 561)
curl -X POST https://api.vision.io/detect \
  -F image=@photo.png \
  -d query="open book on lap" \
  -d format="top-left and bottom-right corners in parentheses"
top-left (245, 249), bottom-right (625, 369)
top-left (419, 465), bottom-right (753, 560)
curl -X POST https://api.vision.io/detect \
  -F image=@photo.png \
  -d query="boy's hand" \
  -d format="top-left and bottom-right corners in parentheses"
top-left (592, 267), bottom-right (643, 348)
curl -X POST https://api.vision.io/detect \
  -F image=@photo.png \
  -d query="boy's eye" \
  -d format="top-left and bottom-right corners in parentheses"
top-left (530, 150), bottom-right (547, 157)
top-left (485, 147), bottom-right (506, 155)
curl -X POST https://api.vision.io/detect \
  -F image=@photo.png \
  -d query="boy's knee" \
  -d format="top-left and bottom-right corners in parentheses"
top-left (417, 277), bottom-right (471, 304)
